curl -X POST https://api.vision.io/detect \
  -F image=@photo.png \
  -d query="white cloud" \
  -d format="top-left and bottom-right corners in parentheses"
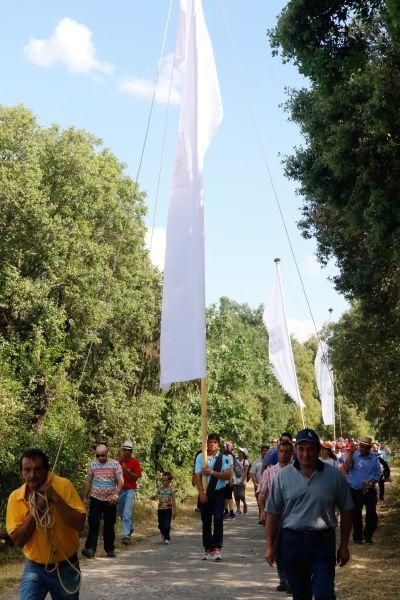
top-left (24, 17), bottom-right (113, 75)
top-left (288, 319), bottom-right (318, 343)
top-left (145, 227), bottom-right (166, 270)
top-left (120, 53), bottom-right (181, 104)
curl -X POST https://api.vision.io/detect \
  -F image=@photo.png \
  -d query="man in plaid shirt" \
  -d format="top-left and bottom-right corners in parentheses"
top-left (258, 440), bottom-right (293, 593)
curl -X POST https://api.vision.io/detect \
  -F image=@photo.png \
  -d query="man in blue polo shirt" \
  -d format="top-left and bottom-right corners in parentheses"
top-left (344, 436), bottom-right (381, 544)
top-left (194, 432), bottom-right (232, 561)
top-left (265, 428), bottom-right (353, 600)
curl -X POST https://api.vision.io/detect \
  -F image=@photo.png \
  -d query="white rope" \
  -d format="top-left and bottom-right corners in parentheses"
top-left (135, 0), bottom-right (175, 183)
top-left (29, 491), bottom-right (81, 595)
top-left (52, 0), bottom-right (175, 471)
top-left (149, 26), bottom-right (177, 253)
top-left (219, 0), bottom-right (338, 420)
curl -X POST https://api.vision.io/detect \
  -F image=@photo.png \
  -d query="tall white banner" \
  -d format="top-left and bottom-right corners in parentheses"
top-left (160, 0), bottom-right (223, 390)
top-left (263, 266), bottom-right (305, 409)
top-left (315, 341), bottom-right (335, 425)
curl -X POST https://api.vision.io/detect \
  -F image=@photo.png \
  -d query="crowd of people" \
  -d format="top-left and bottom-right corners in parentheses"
top-left (194, 430), bottom-right (392, 599)
top-left (5, 432), bottom-right (393, 599)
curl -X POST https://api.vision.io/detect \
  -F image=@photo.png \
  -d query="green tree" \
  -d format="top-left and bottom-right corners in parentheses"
top-left (0, 104), bottom-right (161, 484)
top-left (270, 1), bottom-right (400, 435)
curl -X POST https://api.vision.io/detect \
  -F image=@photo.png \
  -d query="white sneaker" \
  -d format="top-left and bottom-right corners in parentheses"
top-left (202, 549), bottom-right (212, 560)
top-left (163, 539), bottom-right (170, 545)
top-left (212, 548), bottom-right (222, 561)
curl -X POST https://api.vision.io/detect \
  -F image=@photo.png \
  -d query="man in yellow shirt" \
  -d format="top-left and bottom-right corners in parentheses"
top-left (6, 448), bottom-right (86, 599)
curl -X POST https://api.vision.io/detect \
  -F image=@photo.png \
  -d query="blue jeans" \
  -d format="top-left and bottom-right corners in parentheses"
top-left (20, 558), bottom-right (80, 599)
top-left (282, 529), bottom-right (336, 600)
top-left (117, 488), bottom-right (136, 537)
top-left (200, 489), bottom-right (225, 550)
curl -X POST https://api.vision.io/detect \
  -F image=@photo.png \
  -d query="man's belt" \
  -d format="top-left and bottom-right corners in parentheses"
top-left (284, 528), bottom-right (335, 535)
top-left (30, 553), bottom-right (79, 569)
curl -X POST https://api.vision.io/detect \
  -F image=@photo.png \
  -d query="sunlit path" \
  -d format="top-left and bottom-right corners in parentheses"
top-left (77, 496), bottom-right (279, 599)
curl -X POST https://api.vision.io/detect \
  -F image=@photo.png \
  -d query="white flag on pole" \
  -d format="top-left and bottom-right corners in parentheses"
top-left (160, 0), bottom-right (223, 390)
top-left (315, 341), bottom-right (335, 425)
top-left (263, 265), bottom-right (305, 408)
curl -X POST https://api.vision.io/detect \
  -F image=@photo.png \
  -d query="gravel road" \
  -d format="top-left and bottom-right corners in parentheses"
top-left (6, 497), bottom-right (283, 599)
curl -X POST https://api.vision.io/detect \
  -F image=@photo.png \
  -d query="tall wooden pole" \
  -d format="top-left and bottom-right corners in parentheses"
top-left (201, 378), bottom-right (208, 489)
top-left (328, 307), bottom-right (337, 440)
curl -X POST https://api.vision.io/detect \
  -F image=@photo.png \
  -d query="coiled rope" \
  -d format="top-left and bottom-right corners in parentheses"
top-left (29, 490), bottom-right (81, 595)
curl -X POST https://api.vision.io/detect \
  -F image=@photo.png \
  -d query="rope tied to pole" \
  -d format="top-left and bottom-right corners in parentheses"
top-left (29, 491), bottom-right (81, 596)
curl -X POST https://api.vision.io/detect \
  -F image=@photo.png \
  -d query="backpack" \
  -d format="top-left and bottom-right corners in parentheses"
top-left (206, 453), bottom-right (223, 499)
top-left (233, 457), bottom-right (244, 478)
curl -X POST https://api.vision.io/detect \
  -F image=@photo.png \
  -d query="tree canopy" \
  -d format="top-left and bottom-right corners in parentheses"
top-left (270, 0), bottom-right (400, 436)
top-left (0, 103), bottom-right (376, 520)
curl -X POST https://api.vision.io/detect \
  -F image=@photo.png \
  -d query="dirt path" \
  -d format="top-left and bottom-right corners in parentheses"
top-left (6, 497), bottom-right (281, 600)
top-left (79, 498), bottom-right (279, 600)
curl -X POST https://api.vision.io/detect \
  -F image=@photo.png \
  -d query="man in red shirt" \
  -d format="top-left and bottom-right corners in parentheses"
top-left (117, 441), bottom-right (142, 544)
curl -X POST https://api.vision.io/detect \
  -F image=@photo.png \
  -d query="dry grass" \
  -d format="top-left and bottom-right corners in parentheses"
top-left (0, 545), bottom-right (23, 594)
top-left (336, 466), bottom-right (400, 599)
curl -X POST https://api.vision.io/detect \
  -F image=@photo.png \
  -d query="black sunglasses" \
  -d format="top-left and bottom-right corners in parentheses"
top-left (96, 453), bottom-right (107, 458)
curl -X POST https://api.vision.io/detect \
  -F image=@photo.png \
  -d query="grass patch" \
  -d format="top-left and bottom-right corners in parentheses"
top-left (0, 545), bottom-right (23, 594)
top-left (336, 466), bottom-right (400, 599)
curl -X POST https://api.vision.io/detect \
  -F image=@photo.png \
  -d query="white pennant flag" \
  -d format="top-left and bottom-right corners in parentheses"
top-left (263, 265), bottom-right (305, 408)
top-left (160, 0), bottom-right (223, 390)
top-left (315, 341), bottom-right (335, 425)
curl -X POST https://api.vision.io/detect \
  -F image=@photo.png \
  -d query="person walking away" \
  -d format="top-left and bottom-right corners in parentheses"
top-left (222, 441), bottom-right (236, 520)
top-left (6, 448), bottom-right (86, 599)
top-left (117, 440), bottom-right (142, 544)
top-left (232, 447), bottom-right (249, 515)
top-left (258, 440), bottom-right (293, 592)
top-left (250, 445), bottom-right (269, 523)
top-left (82, 444), bottom-right (123, 558)
top-left (265, 428), bottom-right (353, 600)
top-left (194, 432), bottom-right (232, 561)
top-left (344, 436), bottom-right (381, 544)
top-left (156, 471), bottom-right (176, 544)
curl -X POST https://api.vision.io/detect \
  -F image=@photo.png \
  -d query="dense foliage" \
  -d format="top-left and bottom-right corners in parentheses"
top-left (0, 104), bottom-right (374, 523)
top-left (270, 0), bottom-right (400, 436)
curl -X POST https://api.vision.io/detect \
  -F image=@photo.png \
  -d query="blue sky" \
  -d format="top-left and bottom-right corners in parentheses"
top-left (0, 0), bottom-right (349, 340)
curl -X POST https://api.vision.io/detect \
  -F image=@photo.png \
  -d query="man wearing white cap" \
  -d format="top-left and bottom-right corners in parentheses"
top-left (118, 441), bottom-right (142, 545)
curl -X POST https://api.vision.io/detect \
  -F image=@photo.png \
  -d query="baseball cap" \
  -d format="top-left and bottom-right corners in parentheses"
top-left (122, 440), bottom-right (133, 450)
top-left (238, 447), bottom-right (249, 458)
top-left (295, 429), bottom-right (320, 446)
